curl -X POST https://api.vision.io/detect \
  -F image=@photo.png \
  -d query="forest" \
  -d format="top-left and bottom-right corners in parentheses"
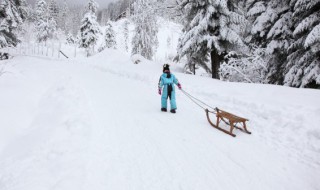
top-left (0, 0), bottom-right (319, 88)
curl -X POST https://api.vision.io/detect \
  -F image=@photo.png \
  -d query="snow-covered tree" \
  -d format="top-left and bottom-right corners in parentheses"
top-left (284, 0), bottom-right (320, 88)
top-left (79, 0), bottom-right (101, 56)
top-left (245, 0), bottom-right (269, 45)
top-left (35, 0), bottom-right (47, 21)
top-left (86, 0), bottom-right (98, 14)
top-left (123, 20), bottom-right (129, 52)
top-left (48, 0), bottom-right (59, 22)
top-left (35, 0), bottom-right (56, 43)
top-left (0, 0), bottom-right (28, 48)
top-left (177, 0), bottom-right (246, 79)
top-left (104, 0), bottom-right (131, 21)
top-left (66, 31), bottom-right (75, 44)
top-left (131, 0), bottom-right (159, 60)
top-left (220, 47), bottom-right (268, 83)
top-left (105, 22), bottom-right (116, 49)
top-left (245, 0), bottom-right (293, 84)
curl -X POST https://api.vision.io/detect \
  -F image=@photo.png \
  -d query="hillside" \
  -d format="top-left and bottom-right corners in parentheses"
top-left (0, 48), bottom-right (319, 190)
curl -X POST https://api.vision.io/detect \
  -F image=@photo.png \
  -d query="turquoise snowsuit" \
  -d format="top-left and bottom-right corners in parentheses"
top-left (158, 73), bottom-right (179, 110)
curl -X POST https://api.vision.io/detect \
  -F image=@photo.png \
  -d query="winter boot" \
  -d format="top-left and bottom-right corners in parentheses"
top-left (170, 109), bottom-right (176, 113)
top-left (161, 108), bottom-right (167, 112)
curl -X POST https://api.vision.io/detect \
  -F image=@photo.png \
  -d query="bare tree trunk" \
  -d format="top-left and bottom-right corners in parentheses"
top-left (211, 49), bottom-right (222, 79)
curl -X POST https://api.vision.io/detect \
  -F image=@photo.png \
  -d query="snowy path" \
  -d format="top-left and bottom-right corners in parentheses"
top-left (0, 53), bottom-right (319, 190)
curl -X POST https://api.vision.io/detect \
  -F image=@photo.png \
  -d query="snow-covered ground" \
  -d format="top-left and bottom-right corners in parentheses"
top-left (0, 48), bottom-right (319, 190)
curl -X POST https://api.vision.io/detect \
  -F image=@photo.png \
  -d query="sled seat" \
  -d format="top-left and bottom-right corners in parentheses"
top-left (216, 108), bottom-right (251, 137)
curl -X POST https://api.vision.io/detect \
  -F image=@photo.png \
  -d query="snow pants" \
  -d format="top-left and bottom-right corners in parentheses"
top-left (161, 84), bottom-right (177, 110)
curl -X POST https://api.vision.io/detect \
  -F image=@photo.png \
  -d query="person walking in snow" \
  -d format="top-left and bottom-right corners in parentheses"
top-left (158, 64), bottom-right (182, 113)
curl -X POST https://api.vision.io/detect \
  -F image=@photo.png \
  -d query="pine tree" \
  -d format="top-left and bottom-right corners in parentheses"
top-left (79, 0), bottom-right (101, 56)
top-left (245, 0), bottom-right (269, 45)
top-left (177, 0), bottom-right (246, 79)
top-left (0, 0), bottom-right (28, 48)
top-left (48, 0), bottom-right (59, 22)
top-left (66, 31), bottom-right (75, 44)
top-left (284, 0), bottom-right (320, 88)
top-left (105, 22), bottom-right (116, 49)
top-left (131, 0), bottom-right (159, 60)
top-left (245, 0), bottom-right (294, 84)
top-left (35, 0), bottom-right (51, 43)
top-left (86, 0), bottom-right (98, 14)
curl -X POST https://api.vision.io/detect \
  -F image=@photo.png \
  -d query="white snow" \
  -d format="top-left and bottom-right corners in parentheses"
top-left (0, 47), bottom-right (320, 190)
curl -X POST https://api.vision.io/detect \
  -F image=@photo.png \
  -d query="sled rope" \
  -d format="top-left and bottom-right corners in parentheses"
top-left (180, 89), bottom-right (216, 112)
top-left (180, 89), bottom-right (238, 125)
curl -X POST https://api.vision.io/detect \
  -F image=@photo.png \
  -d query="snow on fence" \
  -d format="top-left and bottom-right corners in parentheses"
top-left (2, 41), bottom-right (78, 59)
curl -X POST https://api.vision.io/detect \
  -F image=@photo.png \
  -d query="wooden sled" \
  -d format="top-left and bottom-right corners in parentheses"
top-left (205, 108), bottom-right (251, 137)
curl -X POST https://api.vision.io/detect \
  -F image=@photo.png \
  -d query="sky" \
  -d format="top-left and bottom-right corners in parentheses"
top-left (26, 0), bottom-right (117, 9)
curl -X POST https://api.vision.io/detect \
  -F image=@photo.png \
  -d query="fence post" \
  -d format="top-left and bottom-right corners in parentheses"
top-left (52, 41), bottom-right (54, 57)
top-left (41, 42), bottom-right (43, 55)
top-left (74, 44), bottom-right (77, 58)
top-left (58, 42), bottom-right (61, 58)
top-left (46, 43), bottom-right (49, 56)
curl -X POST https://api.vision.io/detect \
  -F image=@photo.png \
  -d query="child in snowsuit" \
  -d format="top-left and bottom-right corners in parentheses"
top-left (158, 64), bottom-right (182, 113)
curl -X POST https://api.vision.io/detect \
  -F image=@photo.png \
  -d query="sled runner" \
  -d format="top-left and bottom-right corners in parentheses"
top-left (205, 108), bottom-right (251, 137)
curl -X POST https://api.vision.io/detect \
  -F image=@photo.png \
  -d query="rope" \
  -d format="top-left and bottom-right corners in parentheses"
top-left (180, 89), bottom-right (216, 113)
top-left (179, 89), bottom-right (234, 127)
top-left (180, 89), bottom-right (207, 110)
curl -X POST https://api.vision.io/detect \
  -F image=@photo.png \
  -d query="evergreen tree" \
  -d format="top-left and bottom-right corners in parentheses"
top-left (284, 0), bottom-right (320, 88)
top-left (131, 0), bottom-right (158, 60)
top-left (66, 31), bottom-right (75, 44)
top-left (177, 0), bottom-right (246, 79)
top-left (48, 0), bottom-right (59, 22)
top-left (246, 0), bottom-right (293, 84)
top-left (245, 0), bottom-right (269, 45)
top-left (79, 0), bottom-right (101, 56)
top-left (0, 0), bottom-right (28, 48)
top-left (105, 22), bottom-right (116, 49)
top-left (86, 0), bottom-right (98, 14)
top-left (35, 0), bottom-right (51, 43)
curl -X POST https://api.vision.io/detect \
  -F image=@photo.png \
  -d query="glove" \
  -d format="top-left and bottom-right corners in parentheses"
top-left (177, 83), bottom-right (182, 90)
top-left (158, 88), bottom-right (161, 95)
